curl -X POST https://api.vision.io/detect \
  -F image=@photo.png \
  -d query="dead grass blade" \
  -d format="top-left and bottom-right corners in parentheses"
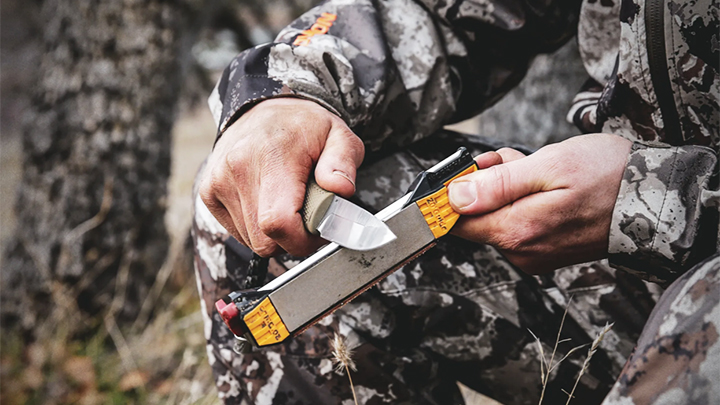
top-left (527, 329), bottom-right (548, 386)
top-left (536, 295), bottom-right (572, 405)
top-left (564, 322), bottom-right (614, 405)
top-left (331, 333), bottom-right (358, 405)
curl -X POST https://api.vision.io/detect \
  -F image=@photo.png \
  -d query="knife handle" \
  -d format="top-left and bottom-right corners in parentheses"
top-left (404, 147), bottom-right (478, 239)
top-left (301, 179), bottom-right (335, 235)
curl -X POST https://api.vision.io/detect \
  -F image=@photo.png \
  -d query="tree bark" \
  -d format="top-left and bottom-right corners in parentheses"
top-left (2, 0), bottom-right (201, 332)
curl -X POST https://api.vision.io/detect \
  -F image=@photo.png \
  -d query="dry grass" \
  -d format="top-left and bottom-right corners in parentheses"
top-left (0, 278), bottom-right (218, 404)
top-left (563, 322), bottom-right (614, 404)
top-left (0, 245), bottom-right (219, 405)
top-left (529, 298), bottom-right (614, 405)
top-left (331, 333), bottom-right (358, 405)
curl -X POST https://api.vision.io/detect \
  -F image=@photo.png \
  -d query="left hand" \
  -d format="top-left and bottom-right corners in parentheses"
top-left (448, 134), bottom-right (632, 274)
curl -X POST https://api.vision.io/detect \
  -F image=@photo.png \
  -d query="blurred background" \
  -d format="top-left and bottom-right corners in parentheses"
top-left (0, 0), bottom-right (586, 403)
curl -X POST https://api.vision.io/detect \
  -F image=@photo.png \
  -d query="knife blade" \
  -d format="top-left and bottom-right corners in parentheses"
top-left (301, 179), bottom-right (396, 251)
top-left (215, 147), bottom-right (478, 350)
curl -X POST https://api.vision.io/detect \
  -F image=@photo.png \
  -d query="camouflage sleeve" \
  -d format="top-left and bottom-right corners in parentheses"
top-left (608, 143), bottom-right (720, 285)
top-left (208, 0), bottom-right (581, 149)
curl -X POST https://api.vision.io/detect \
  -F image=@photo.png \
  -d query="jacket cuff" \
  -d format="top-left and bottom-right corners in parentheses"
top-left (608, 143), bottom-right (718, 285)
top-left (208, 44), bottom-right (341, 142)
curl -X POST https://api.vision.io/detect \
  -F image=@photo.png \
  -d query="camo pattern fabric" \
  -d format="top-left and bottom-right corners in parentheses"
top-left (207, 0), bottom-right (582, 150)
top-left (199, 0), bottom-right (719, 402)
top-left (601, 253), bottom-right (720, 405)
top-left (609, 143), bottom-right (719, 285)
top-left (591, 0), bottom-right (718, 146)
top-left (192, 132), bottom-right (662, 405)
top-left (209, 0), bottom-right (719, 282)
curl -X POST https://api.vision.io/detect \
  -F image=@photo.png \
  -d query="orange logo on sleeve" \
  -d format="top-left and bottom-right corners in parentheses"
top-left (292, 13), bottom-right (337, 46)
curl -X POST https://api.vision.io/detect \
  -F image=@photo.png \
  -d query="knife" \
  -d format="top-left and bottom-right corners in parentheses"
top-left (215, 147), bottom-right (478, 350)
top-left (301, 179), bottom-right (396, 251)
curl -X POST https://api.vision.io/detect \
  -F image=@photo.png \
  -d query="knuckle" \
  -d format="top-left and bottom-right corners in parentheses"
top-left (496, 147), bottom-right (523, 162)
top-left (199, 178), bottom-right (222, 210)
top-left (210, 177), bottom-right (230, 201)
top-left (257, 209), bottom-right (292, 238)
top-left (487, 165), bottom-right (512, 202)
top-left (200, 160), bottom-right (233, 198)
top-left (340, 126), bottom-right (361, 145)
top-left (348, 134), bottom-right (365, 162)
top-left (224, 141), bottom-right (258, 178)
top-left (225, 150), bottom-right (248, 177)
top-left (198, 181), bottom-right (214, 206)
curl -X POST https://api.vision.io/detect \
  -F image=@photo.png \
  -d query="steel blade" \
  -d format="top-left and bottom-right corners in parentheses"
top-left (316, 197), bottom-right (396, 250)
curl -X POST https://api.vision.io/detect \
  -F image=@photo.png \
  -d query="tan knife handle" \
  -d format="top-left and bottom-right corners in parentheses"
top-left (301, 179), bottom-right (335, 235)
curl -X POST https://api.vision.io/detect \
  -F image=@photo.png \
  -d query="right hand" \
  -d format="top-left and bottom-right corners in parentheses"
top-left (199, 98), bottom-right (365, 257)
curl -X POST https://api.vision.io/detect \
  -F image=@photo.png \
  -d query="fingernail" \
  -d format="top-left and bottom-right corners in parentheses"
top-left (449, 181), bottom-right (476, 209)
top-left (333, 170), bottom-right (355, 192)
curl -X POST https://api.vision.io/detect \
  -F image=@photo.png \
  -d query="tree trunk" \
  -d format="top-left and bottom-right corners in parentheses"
top-left (2, 0), bottom-right (201, 333)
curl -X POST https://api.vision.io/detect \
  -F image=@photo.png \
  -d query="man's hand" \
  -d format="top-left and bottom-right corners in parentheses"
top-left (448, 134), bottom-right (632, 274)
top-left (199, 98), bottom-right (364, 257)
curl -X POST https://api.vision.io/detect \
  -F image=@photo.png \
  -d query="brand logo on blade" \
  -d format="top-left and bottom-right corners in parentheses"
top-left (293, 13), bottom-right (337, 46)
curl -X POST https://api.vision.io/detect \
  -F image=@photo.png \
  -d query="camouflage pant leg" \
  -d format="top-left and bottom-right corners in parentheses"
top-left (192, 131), bottom-right (659, 405)
top-left (602, 253), bottom-right (720, 405)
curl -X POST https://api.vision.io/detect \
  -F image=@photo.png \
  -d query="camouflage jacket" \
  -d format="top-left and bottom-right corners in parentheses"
top-left (209, 0), bottom-right (719, 284)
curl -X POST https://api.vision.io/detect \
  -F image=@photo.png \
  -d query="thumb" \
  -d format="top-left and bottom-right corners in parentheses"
top-left (448, 157), bottom-right (546, 215)
top-left (314, 123), bottom-right (365, 198)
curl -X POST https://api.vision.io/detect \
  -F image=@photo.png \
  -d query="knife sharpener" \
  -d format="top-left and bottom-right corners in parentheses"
top-left (215, 147), bottom-right (478, 349)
